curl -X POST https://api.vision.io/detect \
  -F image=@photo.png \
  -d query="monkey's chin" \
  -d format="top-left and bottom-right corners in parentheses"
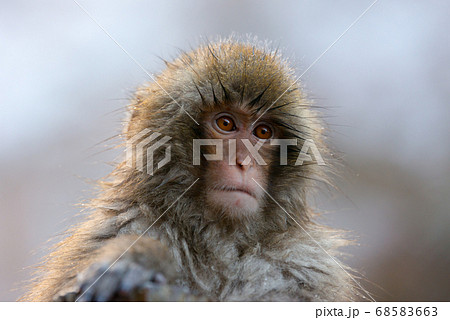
top-left (207, 190), bottom-right (260, 218)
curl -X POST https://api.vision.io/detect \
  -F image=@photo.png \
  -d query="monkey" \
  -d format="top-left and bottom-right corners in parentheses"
top-left (22, 37), bottom-right (363, 302)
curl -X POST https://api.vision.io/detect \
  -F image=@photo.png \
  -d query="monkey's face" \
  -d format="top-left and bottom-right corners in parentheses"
top-left (201, 109), bottom-right (277, 219)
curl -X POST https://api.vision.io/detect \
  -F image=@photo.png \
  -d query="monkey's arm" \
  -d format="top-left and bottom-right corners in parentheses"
top-left (54, 235), bottom-right (195, 302)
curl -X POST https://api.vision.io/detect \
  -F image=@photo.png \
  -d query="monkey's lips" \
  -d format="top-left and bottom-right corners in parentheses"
top-left (212, 185), bottom-right (256, 198)
top-left (209, 185), bottom-right (260, 212)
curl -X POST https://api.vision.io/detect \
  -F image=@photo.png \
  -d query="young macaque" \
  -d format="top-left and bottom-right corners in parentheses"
top-left (23, 38), bottom-right (363, 301)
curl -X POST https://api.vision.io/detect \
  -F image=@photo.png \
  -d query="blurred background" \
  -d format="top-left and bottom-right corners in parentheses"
top-left (1, 0), bottom-right (449, 301)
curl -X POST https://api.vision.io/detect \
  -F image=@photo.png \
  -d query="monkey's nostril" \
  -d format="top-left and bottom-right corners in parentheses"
top-left (236, 157), bottom-right (252, 169)
top-left (237, 162), bottom-right (249, 171)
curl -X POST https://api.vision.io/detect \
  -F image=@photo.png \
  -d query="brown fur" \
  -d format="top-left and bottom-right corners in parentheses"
top-left (22, 37), bottom-right (360, 301)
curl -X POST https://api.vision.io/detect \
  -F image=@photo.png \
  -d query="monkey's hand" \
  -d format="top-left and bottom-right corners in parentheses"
top-left (56, 259), bottom-right (169, 301)
top-left (53, 235), bottom-right (198, 301)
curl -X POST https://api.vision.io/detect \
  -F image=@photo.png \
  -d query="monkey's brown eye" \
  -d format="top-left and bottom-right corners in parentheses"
top-left (253, 124), bottom-right (273, 139)
top-left (216, 116), bottom-right (236, 132)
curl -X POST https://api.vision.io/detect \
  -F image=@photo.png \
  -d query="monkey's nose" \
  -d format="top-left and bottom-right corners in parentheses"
top-left (236, 156), bottom-right (253, 170)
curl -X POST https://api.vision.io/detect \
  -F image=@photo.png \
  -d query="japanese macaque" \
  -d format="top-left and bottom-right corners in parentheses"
top-left (22, 38), bottom-right (363, 301)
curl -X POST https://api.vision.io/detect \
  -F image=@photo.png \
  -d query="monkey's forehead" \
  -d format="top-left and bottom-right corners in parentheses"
top-left (127, 40), bottom-right (323, 144)
top-left (152, 41), bottom-right (304, 112)
top-left (177, 41), bottom-right (295, 84)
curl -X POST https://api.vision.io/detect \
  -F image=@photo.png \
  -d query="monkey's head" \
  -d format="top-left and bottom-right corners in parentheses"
top-left (122, 38), bottom-right (327, 233)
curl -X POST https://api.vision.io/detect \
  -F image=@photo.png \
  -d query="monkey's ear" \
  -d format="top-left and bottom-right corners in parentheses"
top-left (123, 106), bottom-right (134, 138)
top-left (123, 96), bottom-right (144, 139)
top-left (123, 106), bottom-right (147, 141)
top-left (123, 86), bottom-right (155, 139)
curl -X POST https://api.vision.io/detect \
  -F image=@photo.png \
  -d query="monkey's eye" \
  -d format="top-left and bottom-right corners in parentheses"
top-left (216, 116), bottom-right (236, 132)
top-left (253, 124), bottom-right (273, 139)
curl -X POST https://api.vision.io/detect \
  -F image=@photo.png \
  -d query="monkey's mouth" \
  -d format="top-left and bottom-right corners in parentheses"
top-left (212, 185), bottom-right (256, 198)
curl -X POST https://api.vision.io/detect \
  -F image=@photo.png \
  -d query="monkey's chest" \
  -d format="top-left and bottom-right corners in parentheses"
top-left (180, 252), bottom-right (300, 301)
